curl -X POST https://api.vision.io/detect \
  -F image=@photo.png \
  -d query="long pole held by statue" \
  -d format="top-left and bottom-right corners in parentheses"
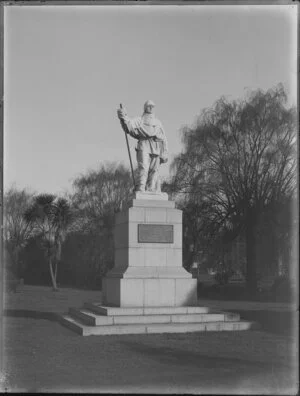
top-left (119, 103), bottom-right (136, 188)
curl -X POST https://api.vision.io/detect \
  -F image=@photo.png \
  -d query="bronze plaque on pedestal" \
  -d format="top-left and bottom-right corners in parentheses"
top-left (138, 224), bottom-right (174, 243)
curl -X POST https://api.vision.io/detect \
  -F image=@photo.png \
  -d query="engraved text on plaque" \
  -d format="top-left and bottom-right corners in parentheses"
top-left (138, 224), bottom-right (174, 243)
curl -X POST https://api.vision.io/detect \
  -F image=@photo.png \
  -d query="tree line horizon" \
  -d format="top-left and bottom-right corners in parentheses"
top-left (4, 84), bottom-right (297, 295)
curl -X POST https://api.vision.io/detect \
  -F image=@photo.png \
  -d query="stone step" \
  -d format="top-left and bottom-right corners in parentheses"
top-left (83, 303), bottom-right (211, 316)
top-left (69, 308), bottom-right (240, 326)
top-left (59, 314), bottom-right (259, 336)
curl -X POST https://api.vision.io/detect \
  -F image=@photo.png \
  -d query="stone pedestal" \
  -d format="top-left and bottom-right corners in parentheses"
top-left (60, 192), bottom-right (259, 335)
top-left (102, 192), bottom-right (197, 307)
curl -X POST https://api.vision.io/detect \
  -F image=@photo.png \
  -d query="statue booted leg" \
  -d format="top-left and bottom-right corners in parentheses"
top-left (146, 154), bottom-right (161, 192)
top-left (136, 149), bottom-right (150, 192)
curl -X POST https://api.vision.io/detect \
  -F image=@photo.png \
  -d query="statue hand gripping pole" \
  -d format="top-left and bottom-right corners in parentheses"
top-left (119, 104), bottom-right (136, 189)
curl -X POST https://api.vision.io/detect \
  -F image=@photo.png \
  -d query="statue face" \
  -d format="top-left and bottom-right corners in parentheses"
top-left (144, 104), bottom-right (155, 114)
top-left (144, 100), bottom-right (155, 114)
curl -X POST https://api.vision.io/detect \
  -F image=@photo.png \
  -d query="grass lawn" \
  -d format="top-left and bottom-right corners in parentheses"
top-left (2, 285), bottom-right (298, 394)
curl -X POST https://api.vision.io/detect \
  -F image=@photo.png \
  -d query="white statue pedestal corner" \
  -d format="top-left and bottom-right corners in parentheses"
top-left (102, 192), bottom-right (198, 307)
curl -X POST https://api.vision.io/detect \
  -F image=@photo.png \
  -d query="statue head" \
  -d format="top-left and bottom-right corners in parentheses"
top-left (144, 100), bottom-right (155, 114)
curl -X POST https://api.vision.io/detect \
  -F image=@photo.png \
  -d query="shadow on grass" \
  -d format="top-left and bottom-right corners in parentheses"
top-left (237, 310), bottom-right (296, 336)
top-left (118, 341), bottom-right (293, 371)
top-left (4, 309), bottom-right (60, 322)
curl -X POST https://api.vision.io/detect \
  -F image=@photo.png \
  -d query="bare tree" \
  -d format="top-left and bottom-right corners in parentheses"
top-left (170, 84), bottom-right (296, 293)
top-left (71, 162), bottom-right (133, 230)
top-left (65, 162), bottom-right (133, 287)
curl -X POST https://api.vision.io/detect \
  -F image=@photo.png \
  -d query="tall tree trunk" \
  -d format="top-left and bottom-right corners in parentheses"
top-left (55, 241), bottom-right (61, 280)
top-left (54, 260), bottom-right (58, 280)
top-left (49, 258), bottom-right (58, 291)
top-left (13, 248), bottom-right (20, 278)
top-left (245, 215), bottom-right (257, 295)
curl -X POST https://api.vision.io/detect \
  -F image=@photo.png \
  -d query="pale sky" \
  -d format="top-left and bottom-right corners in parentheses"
top-left (4, 4), bottom-right (297, 195)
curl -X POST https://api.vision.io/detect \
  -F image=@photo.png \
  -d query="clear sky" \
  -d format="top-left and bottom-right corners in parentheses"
top-left (4, 4), bottom-right (297, 195)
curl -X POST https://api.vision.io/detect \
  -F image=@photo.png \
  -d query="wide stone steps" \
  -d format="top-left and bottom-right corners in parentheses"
top-left (58, 304), bottom-right (260, 336)
top-left (59, 314), bottom-right (259, 336)
top-left (84, 303), bottom-right (213, 316)
top-left (69, 307), bottom-right (240, 326)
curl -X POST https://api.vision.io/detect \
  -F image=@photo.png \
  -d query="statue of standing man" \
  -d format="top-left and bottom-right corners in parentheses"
top-left (117, 100), bottom-right (168, 193)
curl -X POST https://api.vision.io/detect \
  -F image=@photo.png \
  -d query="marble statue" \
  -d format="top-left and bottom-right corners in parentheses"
top-left (117, 100), bottom-right (168, 193)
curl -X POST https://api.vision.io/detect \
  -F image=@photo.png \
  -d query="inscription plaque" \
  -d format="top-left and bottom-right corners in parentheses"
top-left (138, 224), bottom-right (174, 243)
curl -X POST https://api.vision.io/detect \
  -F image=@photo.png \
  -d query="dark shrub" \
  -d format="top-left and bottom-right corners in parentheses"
top-left (214, 269), bottom-right (234, 285)
top-left (271, 276), bottom-right (296, 302)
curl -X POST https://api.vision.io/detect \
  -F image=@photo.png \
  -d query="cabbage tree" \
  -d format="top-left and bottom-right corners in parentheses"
top-left (24, 194), bottom-right (75, 290)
